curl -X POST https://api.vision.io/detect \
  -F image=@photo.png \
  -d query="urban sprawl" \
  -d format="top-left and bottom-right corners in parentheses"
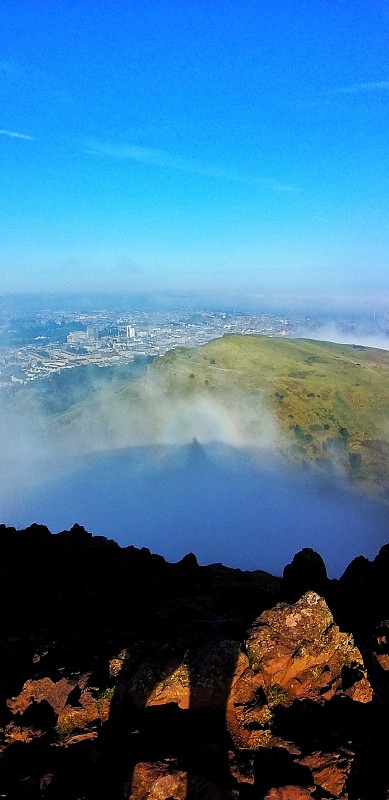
top-left (0, 307), bottom-right (385, 389)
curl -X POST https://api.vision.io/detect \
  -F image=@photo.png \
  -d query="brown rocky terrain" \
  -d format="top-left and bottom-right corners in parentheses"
top-left (1, 524), bottom-right (389, 798)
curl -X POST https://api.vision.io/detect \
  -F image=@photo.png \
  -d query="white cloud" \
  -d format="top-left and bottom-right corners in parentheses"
top-left (335, 79), bottom-right (389, 94)
top-left (84, 140), bottom-right (298, 193)
top-left (0, 128), bottom-right (32, 140)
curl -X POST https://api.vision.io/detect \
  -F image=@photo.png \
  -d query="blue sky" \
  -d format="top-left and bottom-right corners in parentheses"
top-left (0, 0), bottom-right (388, 307)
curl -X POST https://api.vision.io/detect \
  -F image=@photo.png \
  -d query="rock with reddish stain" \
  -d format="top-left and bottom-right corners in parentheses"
top-left (227, 592), bottom-right (372, 750)
top-left (6, 673), bottom-right (111, 745)
top-left (300, 750), bottom-right (352, 797)
top-left (128, 760), bottom-right (239, 799)
top-left (264, 787), bottom-right (314, 800)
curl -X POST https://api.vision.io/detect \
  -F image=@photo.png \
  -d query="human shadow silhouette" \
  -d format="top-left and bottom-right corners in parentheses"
top-left (118, 628), bottom-right (242, 798)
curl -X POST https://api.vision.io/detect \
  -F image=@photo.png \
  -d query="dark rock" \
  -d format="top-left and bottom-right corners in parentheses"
top-left (176, 552), bottom-right (198, 569)
top-left (226, 592), bottom-right (371, 752)
top-left (0, 524), bottom-right (389, 798)
top-left (18, 698), bottom-right (58, 732)
top-left (281, 548), bottom-right (329, 603)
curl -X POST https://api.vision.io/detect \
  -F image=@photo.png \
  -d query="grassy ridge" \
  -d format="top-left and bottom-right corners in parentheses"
top-left (145, 334), bottom-right (389, 500)
top-left (56, 333), bottom-right (389, 501)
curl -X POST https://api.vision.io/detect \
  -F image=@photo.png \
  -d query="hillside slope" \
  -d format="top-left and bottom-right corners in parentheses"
top-left (57, 333), bottom-right (389, 502)
top-left (137, 334), bottom-right (389, 500)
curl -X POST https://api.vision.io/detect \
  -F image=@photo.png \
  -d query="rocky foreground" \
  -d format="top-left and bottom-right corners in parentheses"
top-left (1, 525), bottom-right (389, 798)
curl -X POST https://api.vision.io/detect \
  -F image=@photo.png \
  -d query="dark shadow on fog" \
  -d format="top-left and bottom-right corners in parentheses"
top-left (2, 439), bottom-right (388, 578)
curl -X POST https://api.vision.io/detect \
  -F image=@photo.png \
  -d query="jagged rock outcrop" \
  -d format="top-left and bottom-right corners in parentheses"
top-left (281, 548), bottom-right (329, 603)
top-left (299, 750), bottom-right (353, 797)
top-left (263, 789), bottom-right (314, 800)
top-left (1, 525), bottom-right (389, 798)
top-left (128, 760), bottom-right (239, 799)
top-left (226, 592), bottom-right (372, 751)
top-left (371, 620), bottom-right (389, 672)
top-left (127, 638), bottom-right (240, 711)
top-left (4, 672), bottom-right (112, 748)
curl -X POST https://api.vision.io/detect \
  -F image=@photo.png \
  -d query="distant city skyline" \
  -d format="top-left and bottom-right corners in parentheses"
top-left (0, 1), bottom-right (388, 305)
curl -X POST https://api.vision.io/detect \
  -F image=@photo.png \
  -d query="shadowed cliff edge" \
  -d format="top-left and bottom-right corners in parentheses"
top-left (1, 524), bottom-right (389, 798)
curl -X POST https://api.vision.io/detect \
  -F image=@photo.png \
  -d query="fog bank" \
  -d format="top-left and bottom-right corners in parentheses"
top-left (0, 366), bottom-right (388, 578)
top-left (296, 321), bottom-right (389, 352)
top-left (1, 439), bottom-right (388, 578)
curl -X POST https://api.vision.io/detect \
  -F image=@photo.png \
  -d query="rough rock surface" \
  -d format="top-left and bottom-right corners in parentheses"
top-left (128, 638), bottom-right (240, 711)
top-left (299, 750), bottom-right (352, 797)
top-left (227, 591), bottom-right (372, 750)
top-left (281, 547), bottom-right (329, 603)
top-left (371, 620), bottom-right (389, 672)
top-left (1, 526), bottom-right (389, 799)
top-left (264, 788), bottom-right (314, 800)
top-left (128, 761), bottom-right (239, 799)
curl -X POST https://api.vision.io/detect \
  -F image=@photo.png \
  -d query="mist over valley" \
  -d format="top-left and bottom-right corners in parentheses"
top-left (1, 331), bottom-right (389, 578)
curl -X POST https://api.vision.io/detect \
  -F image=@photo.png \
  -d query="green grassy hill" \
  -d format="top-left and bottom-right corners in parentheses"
top-left (140, 334), bottom-right (389, 501)
top-left (58, 333), bottom-right (389, 502)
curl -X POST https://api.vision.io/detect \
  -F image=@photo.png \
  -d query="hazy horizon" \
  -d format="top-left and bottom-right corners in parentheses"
top-left (2, 289), bottom-right (389, 318)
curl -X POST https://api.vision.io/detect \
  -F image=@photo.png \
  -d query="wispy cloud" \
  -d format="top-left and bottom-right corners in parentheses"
top-left (84, 141), bottom-right (298, 193)
top-left (0, 128), bottom-right (32, 140)
top-left (335, 79), bottom-right (389, 94)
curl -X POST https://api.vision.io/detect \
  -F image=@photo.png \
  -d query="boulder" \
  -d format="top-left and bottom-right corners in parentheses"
top-left (127, 639), bottom-right (240, 711)
top-left (5, 673), bottom-right (110, 745)
top-left (7, 676), bottom-right (81, 717)
top-left (281, 549), bottom-right (329, 603)
top-left (264, 788), bottom-right (313, 800)
top-left (300, 750), bottom-right (352, 797)
top-left (227, 592), bottom-right (372, 749)
top-left (127, 761), bottom-right (238, 799)
top-left (371, 620), bottom-right (389, 673)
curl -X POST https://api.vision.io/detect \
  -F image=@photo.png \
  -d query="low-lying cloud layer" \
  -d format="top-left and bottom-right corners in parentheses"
top-left (0, 366), bottom-right (281, 499)
top-left (0, 364), bottom-right (388, 578)
top-left (296, 320), bottom-right (389, 351)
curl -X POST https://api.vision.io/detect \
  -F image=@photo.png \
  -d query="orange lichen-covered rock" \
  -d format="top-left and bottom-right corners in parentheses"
top-left (6, 673), bottom-right (112, 745)
top-left (128, 761), bottom-right (239, 799)
top-left (371, 620), bottom-right (389, 671)
top-left (245, 592), bottom-right (370, 701)
top-left (227, 592), bottom-right (372, 749)
top-left (7, 676), bottom-right (79, 717)
top-left (128, 639), bottom-right (241, 711)
top-left (300, 750), bottom-right (353, 797)
top-left (264, 787), bottom-right (314, 800)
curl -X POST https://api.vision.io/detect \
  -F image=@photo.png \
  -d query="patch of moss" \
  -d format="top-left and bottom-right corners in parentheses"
top-left (265, 683), bottom-right (290, 707)
top-left (310, 665), bottom-right (323, 682)
top-left (55, 712), bottom-right (83, 741)
top-left (96, 686), bottom-right (115, 710)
